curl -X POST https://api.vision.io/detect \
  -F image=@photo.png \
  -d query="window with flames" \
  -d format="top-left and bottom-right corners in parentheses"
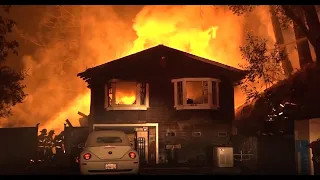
top-left (172, 78), bottom-right (220, 110)
top-left (105, 79), bottom-right (149, 110)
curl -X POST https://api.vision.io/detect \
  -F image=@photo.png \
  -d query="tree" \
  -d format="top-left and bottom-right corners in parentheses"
top-left (239, 33), bottom-right (285, 102)
top-left (292, 14), bottom-right (313, 68)
top-left (269, 5), bottom-right (293, 76)
top-left (15, 5), bottom-right (82, 92)
top-left (0, 6), bottom-right (26, 118)
top-left (16, 5), bottom-right (81, 67)
top-left (228, 5), bottom-right (320, 67)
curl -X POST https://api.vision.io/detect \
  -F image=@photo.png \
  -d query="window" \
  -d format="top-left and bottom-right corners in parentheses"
top-left (218, 132), bottom-right (228, 137)
top-left (105, 79), bottom-right (149, 110)
top-left (192, 132), bottom-right (202, 137)
top-left (172, 78), bottom-right (220, 110)
top-left (166, 132), bottom-right (176, 137)
top-left (97, 137), bottom-right (122, 144)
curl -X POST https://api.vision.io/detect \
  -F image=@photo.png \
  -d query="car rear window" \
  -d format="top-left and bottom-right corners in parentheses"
top-left (96, 137), bottom-right (122, 144)
top-left (85, 131), bottom-right (131, 147)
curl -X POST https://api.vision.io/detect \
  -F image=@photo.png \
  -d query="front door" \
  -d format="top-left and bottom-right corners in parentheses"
top-left (136, 130), bottom-right (148, 164)
top-left (148, 127), bottom-right (156, 164)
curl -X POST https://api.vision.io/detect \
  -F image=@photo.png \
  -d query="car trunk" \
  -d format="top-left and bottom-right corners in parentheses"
top-left (88, 145), bottom-right (131, 160)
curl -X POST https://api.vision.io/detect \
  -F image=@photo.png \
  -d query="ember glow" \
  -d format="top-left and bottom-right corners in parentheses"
top-left (3, 5), bottom-right (276, 132)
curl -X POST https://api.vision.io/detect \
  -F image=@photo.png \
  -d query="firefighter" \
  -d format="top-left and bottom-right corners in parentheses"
top-left (37, 129), bottom-right (47, 162)
top-left (310, 138), bottom-right (320, 175)
top-left (45, 130), bottom-right (55, 163)
top-left (53, 131), bottom-right (65, 165)
top-left (54, 131), bottom-right (65, 153)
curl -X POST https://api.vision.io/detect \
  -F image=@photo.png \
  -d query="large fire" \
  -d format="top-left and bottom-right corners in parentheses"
top-left (114, 82), bottom-right (137, 105)
top-left (3, 5), bottom-right (277, 133)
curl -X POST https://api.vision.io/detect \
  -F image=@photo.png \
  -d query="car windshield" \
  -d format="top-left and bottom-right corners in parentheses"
top-left (96, 137), bottom-right (122, 144)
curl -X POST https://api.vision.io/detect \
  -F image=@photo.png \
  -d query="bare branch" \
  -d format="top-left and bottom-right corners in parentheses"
top-left (60, 5), bottom-right (76, 18)
top-left (14, 28), bottom-right (47, 47)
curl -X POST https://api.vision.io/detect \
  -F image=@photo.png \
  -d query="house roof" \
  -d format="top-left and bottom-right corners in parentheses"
top-left (77, 44), bottom-right (246, 83)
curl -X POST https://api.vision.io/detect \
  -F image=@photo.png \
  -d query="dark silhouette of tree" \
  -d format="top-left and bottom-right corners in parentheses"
top-left (228, 5), bottom-right (320, 68)
top-left (239, 33), bottom-right (285, 102)
top-left (269, 5), bottom-right (293, 76)
top-left (0, 6), bottom-right (26, 118)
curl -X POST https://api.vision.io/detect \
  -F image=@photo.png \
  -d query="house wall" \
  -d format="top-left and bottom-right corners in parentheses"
top-left (89, 73), bottom-right (235, 164)
top-left (295, 118), bottom-right (320, 175)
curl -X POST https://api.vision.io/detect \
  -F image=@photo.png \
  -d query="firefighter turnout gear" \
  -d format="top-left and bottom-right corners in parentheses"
top-left (310, 139), bottom-right (320, 175)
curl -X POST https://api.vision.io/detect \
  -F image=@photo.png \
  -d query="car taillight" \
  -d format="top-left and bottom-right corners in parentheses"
top-left (83, 153), bottom-right (91, 160)
top-left (129, 152), bottom-right (136, 159)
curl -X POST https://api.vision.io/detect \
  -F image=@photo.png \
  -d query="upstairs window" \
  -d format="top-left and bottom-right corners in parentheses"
top-left (105, 79), bottom-right (149, 110)
top-left (172, 78), bottom-right (220, 110)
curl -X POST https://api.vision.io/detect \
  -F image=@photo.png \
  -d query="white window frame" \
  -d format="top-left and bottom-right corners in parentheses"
top-left (171, 77), bottom-right (220, 110)
top-left (105, 79), bottom-right (149, 111)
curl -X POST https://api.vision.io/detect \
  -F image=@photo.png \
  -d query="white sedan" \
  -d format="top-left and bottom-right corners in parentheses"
top-left (80, 130), bottom-right (140, 175)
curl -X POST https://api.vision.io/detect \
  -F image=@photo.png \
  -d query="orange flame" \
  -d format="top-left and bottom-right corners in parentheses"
top-left (117, 95), bottom-right (136, 105)
top-left (42, 5), bottom-right (253, 132)
top-left (10, 5), bottom-right (276, 133)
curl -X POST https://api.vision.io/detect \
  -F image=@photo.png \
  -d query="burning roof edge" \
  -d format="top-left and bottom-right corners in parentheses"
top-left (235, 63), bottom-right (320, 122)
top-left (77, 44), bottom-right (246, 81)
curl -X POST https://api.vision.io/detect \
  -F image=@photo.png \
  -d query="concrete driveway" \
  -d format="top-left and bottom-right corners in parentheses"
top-left (141, 166), bottom-right (241, 175)
top-left (1, 163), bottom-right (241, 175)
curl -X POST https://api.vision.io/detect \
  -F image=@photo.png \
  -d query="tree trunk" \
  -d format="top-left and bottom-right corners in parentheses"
top-left (315, 39), bottom-right (320, 68)
top-left (269, 5), bottom-right (293, 76)
top-left (302, 5), bottom-right (320, 67)
top-left (293, 22), bottom-right (313, 69)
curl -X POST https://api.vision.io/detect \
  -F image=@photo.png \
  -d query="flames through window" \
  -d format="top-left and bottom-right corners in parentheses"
top-left (115, 81), bottom-right (137, 105)
top-left (106, 79), bottom-right (149, 110)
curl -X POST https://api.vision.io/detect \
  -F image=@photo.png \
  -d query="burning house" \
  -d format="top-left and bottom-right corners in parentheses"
top-left (77, 44), bottom-right (246, 164)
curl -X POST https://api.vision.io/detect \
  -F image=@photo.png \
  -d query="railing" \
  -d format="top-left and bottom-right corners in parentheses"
top-left (234, 151), bottom-right (254, 161)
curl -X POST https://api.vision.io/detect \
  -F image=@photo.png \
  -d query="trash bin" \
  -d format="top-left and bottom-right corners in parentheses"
top-left (213, 147), bottom-right (234, 168)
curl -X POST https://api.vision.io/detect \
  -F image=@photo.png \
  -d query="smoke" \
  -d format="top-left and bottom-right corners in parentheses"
top-left (1, 5), bottom-right (286, 131)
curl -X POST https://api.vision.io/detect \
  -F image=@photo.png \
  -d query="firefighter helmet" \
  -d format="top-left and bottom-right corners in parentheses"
top-left (40, 129), bottom-right (47, 134)
top-left (48, 130), bottom-right (55, 135)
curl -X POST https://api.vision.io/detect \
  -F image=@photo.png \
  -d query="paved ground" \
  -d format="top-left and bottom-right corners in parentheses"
top-left (141, 167), bottom-right (241, 175)
top-left (0, 164), bottom-right (242, 175)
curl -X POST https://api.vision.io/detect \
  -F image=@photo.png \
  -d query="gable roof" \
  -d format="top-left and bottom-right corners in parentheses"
top-left (78, 44), bottom-right (246, 82)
